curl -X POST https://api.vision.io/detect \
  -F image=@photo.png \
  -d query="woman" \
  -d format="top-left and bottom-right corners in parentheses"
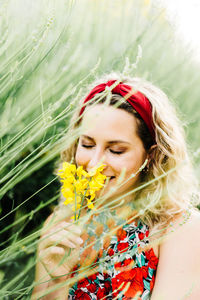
top-left (32, 73), bottom-right (200, 299)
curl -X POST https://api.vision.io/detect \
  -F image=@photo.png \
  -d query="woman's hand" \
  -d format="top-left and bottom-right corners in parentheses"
top-left (38, 208), bottom-right (83, 281)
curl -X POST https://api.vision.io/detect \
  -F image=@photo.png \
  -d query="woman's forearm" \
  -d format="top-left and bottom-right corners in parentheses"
top-left (32, 278), bottom-right (69, 300)
top-left (31, 260), bottom-right (69, 300)
top-left (44, 279), bottom-right (69, 300)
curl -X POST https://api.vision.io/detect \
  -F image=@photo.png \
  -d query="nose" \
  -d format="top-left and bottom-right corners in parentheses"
top-left (86, 147), bottom-right (106, 172)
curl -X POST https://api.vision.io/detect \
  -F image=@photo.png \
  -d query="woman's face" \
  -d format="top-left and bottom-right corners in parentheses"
top-left (75, 104), bottom-right (147, 201)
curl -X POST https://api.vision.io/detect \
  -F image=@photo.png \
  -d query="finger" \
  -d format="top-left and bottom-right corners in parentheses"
top-left (55, 221), bottom-right (82, 235)
top-left (40, 246), bottom-right (66, 261)
top-left (47, 227), bottom-right (83, 245)
top-left (40, 230), bottom-right (83, 250)
top-left (40, 246), bottom-right (80, 278)
top-left (40, 247), bottom-right (70, 278)
top-left (63, 231), bottom-right (83, 246)
top-left (42, 223), bottom-right (83, 246)
top-left (63, 222), bottom-right (82, 235)
top-left (40, 234), bottom-right (76, 249)
top-left (41, 222), bottom-right (81, 244)
top-left (42, 220), bottom-right (82, 239)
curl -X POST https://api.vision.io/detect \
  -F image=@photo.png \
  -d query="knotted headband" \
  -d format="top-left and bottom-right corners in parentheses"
top-left (79, 80), bottom-right (155, 141)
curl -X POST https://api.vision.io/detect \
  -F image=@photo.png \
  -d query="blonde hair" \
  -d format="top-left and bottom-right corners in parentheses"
top-left (61, 72), bottom-right (199, 231)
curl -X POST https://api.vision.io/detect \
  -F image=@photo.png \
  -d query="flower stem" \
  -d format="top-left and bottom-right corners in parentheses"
top-left (74, 189), bottom-right (77, 221)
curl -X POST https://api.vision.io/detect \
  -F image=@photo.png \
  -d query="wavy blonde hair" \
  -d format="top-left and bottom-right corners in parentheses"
top-left (61, 72), bottom-right (199, 231)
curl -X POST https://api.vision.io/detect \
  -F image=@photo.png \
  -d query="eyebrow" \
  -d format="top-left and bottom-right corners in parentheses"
top-left (81, 135), bottom-right (131, 145)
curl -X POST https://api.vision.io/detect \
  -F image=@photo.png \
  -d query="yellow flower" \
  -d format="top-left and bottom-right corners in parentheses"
top-left (64, 197), bottom-right (74, 206)
top-left (75, 194), bottom-right (82, 203)
top-left (74, 178), bottom-right (88, 194)
top-left (76, 166), bottom-right (90, 178)
top-left (61, 188), bottom-right (74, 199)
top-left (58, 162), bottom-right (76, 182)
top-left (63, 162), bottom-right (76, 174)
top-left (89, 173), bottom-right (106, 191)
top-left (87, 200), bottom-right (94, 210)
top-left (58, 162), bottom-right (106, 221)
top-left (88, 163), bottom-right (106, 177)
top-left (72, 202), bottom-right (81, 212)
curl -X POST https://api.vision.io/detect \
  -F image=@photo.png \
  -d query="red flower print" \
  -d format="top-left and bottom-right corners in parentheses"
top-left (112, 266), bottom-right (148, 298)
top-left (134, 266), bottom-right (148, 282)
top-left (99, 249), bottom-right (103, 258)
top-left (74, 289), bottom-right (91, 300)
top-left (77, 278), bottom-right (89, 288)
top-left (95, 223), bottom-right (104, 236)
top-left (103, 235), bottom-right (111, 250)
top-left (88, 273), bottom-right (97, 281)
top-left (81, 246), bottom-right (91, 259)
top-left (112, 277), bottom-right (123, 296)
top-left (107, 248), bottom-right (114, 256)
top-left (117, 242), bottom-right (129, 253)
top-left (138, 232), bottom-right (145, 240)
top-left (81, 231), bottom-right (89, 242)
top-left (150, 274), bottom-right (155, 291)
top-left (87, 282), bottom-right (97, 293)
top-left (115, 261), bottom-right (122, 270)
top-left (117, 228), bottom-right (127, 241)
top-left (97, 287), bottom-right (106, 298)
top-left (115, 258), bottom-right (134, 271)
top-left (104, 272), bottom-right (110, 280)
top-left (104, 280), bottom-right (111, 292)
top-left (145, 248), bottom-right (158, 270)
top-left (106, 218), bottom-right (116, 229)
top-left (70, 265), bottom-right (78, 278)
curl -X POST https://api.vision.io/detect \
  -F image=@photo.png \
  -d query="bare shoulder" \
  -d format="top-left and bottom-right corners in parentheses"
top-left (151, 210), bottom-right (200, 299)
top-left (162, 209), bottom-right (200, 249)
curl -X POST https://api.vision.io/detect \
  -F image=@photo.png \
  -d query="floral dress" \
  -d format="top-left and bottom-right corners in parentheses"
top-left (68, 209), bottom-right (158, 300)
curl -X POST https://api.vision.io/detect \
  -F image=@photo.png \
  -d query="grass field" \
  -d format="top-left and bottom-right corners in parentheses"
top-left (0, 0), bottom-right (200, 298)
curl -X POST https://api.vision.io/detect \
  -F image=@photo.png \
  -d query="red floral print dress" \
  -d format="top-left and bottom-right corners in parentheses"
top-left (68, 210), bottom-right (158, 300)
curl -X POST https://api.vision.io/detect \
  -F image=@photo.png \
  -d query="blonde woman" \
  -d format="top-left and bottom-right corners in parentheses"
top-left (32, 74), bottom-right (200, 299)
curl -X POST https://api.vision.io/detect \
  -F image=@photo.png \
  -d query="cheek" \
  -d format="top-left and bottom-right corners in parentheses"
top-left (120, 152), bottom-right (146, 178)
top-left (106, 155), bottom-right (126, 172)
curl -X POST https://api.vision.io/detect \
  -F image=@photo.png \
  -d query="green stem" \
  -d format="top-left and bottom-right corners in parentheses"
top-left (77, 191), bottom-right (86, 220)
top-left (74, 189), bottom-right (77, 221)
top-left (77, 181), bottom-right (91, 220)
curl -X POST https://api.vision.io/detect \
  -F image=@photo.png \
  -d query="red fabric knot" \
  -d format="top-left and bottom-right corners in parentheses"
top-left (79, 79), bottom-right (155, 141)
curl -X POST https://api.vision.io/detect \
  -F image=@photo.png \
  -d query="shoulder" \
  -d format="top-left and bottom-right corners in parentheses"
top-left (161, 210), bottom-right (200, 253)
top-left (151, 210), bottom-right (200, 299)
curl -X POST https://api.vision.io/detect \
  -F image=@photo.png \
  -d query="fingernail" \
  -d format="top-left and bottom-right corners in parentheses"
top-left (69, 242), bottom-right (76, 248)
top-left (76, 228), bottom-right (82, 234)
top-left (77, 237), bottom-right (83, 244)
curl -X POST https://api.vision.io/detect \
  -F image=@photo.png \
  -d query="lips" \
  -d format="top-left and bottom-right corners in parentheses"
top-left (107, 176), bottom-right (115, 181)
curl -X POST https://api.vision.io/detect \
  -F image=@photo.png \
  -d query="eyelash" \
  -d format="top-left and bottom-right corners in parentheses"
top-left (81, 144), bottom-right (124, 155)
top-left (110, 150), bottom-right (124, 155)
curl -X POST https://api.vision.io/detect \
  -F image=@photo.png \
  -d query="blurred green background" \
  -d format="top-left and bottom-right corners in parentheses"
top-left (0, 0), bottom-right (200, 298)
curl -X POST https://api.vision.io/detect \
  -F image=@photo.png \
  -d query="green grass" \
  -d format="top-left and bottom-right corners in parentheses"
top-left (0, 0), bottom-right (200, 298)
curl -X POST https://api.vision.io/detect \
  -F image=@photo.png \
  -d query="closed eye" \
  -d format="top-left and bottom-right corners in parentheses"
top-left (81, 144), bottom-right (124, 155)
top-left (81, 144), bottom-right (93, 148)
top-left (110, 149), bottom-right (124, 155)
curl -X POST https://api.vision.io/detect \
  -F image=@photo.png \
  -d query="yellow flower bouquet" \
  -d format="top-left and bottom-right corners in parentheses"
top-left (57, 162), bottom-right (107, 221)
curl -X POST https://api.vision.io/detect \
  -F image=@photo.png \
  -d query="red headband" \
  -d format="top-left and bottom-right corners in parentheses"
top-left (79, 80), bottom-right (155, 141)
